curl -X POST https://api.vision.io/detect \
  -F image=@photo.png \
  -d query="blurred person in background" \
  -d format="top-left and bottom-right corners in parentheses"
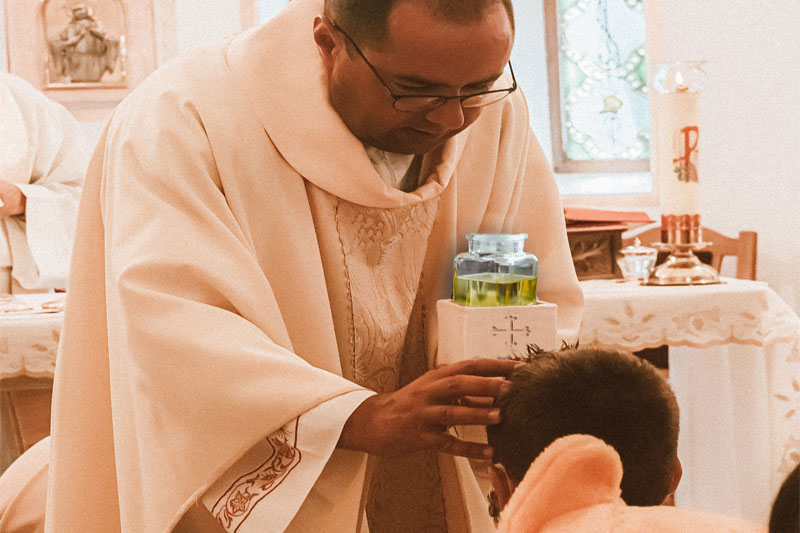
top-left (0, 72), bottom-right (89, 294)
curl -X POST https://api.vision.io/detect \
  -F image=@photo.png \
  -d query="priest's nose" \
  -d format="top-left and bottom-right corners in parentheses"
top-left (424, 99), bottom-right (466, 132)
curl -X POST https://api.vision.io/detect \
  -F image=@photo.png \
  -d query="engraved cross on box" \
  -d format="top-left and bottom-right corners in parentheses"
top-left (436, 299), bottom-right (558, 364)
top-left (492, 314), bottom-right (534, 349)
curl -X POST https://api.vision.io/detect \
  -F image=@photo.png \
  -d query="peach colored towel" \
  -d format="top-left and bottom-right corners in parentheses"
top-left (497, 434), bottom-right (766, 533)
top-left (0, 436), bottom-right (49, 533)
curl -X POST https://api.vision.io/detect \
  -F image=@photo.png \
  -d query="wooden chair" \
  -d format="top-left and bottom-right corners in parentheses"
top-left (623, 226), bottom-right (758, 280)
top-left (621, 226), bottom-right (758, 373)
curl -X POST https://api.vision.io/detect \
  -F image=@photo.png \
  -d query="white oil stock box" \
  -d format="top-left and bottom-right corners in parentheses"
top-left (436, 299), bottom-right (558, 365)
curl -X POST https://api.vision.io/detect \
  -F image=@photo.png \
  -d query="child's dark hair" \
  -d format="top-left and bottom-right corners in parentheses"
top-left (486, 346), bottom-right (680, 506)
top-left (769, 462), bottom-right (799, 533)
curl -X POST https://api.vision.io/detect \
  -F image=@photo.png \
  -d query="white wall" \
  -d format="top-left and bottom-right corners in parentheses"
top-left (0, 0), bottom-right (7, 71)
top-left (510, 1), bottom-right (552, 163)
top-left (647, 0), bottom-right (800, 312)
top-left (155, 0), bottom-right (287, 63)
top-left (258, 0), bottom-right (289, 24)
top-left (172, 0), bottom-right (242, 58)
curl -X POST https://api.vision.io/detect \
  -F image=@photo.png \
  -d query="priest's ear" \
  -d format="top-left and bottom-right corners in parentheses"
top-left (313, 16), bottom-right (340, 71)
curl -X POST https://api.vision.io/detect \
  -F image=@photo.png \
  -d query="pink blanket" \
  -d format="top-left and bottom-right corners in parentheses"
top-left (497, 434), bottom-right (766, 533)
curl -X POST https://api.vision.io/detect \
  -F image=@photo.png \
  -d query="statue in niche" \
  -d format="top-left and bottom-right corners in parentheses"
top-left (48, 3), bottom-right (121, 83)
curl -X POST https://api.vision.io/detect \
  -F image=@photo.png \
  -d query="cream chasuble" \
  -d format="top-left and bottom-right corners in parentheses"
top-left (46, 0), bottom-right (583, 531)
top-left (0, 73), bottom-right (89, 291)
top-left (202, 180), bottom-right (449, 532)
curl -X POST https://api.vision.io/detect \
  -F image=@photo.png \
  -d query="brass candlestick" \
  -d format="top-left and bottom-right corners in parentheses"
top-left (650, 242), bottom-right (720, 285)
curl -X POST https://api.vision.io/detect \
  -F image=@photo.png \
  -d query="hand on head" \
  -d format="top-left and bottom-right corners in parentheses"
top-left (338, 358), bottom-right (517, 460)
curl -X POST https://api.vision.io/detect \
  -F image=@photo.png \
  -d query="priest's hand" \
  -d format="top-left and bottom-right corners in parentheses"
top-left (0, 180), bottom-right (26, 218)
top-left (337, 358), bottom-right (517, 460)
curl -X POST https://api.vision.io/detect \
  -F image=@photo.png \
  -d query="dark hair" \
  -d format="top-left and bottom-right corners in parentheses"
top-left (486, 347), bottom-right (680, 507)
top-left (769, 463), bottom-right (799, 533)
top-left (324, 0), bottom-right (515, 48)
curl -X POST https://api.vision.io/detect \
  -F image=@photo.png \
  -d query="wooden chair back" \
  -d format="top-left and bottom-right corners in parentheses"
top-left (623, 226), bottom-right (757, 280)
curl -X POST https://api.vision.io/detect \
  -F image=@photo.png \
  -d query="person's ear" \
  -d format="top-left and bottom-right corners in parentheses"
top-left (312, 16), bottom-right (338, 70)
top-left (668, 456), bottom-right (682, 496)
top-left (488, 462), bottom-right (516, 509)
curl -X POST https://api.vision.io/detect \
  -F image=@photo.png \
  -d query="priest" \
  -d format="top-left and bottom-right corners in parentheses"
top-left (46, 0), bottom-right (583, 531)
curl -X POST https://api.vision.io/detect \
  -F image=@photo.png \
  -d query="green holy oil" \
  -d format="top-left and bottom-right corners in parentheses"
top-left (452, 272), bottom-right (538, 307)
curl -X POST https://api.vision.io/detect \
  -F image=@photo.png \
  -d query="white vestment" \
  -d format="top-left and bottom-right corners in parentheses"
top-left (0, 73), bottom-right (89, 292)
top-left (45, 0), bottom-right (583, 531)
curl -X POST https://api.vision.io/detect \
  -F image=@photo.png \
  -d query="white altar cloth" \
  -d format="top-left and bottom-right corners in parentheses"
top-left (0, 293), bottom-right (65, 379)
top-left (579, 278), bottom-right (799, 523)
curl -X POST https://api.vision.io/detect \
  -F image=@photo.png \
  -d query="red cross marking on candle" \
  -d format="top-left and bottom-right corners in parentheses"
top-left (672, 125), bottom-right (699, 183)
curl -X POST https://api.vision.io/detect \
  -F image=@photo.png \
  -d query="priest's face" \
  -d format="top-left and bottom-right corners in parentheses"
top-left (314, 2), bottom-right (514, 155)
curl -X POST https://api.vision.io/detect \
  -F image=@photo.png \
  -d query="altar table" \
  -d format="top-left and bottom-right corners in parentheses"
top-left (0, 293), bottom-right (64, 471)
top-left (0, 294), bottom-right (64, 380)
top-left (2, 286), bottom-right (797, 521)
top-left (579, 278), bottom-right (800, 523)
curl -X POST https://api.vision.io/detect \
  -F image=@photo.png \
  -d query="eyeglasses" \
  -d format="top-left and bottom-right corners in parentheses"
top-left (330, 20), bottom-right (517, 113)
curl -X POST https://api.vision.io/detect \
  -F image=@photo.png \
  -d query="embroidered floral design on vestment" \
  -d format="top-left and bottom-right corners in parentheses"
top-left (333, 195), bottom-right (448, 529)
top-left (336, 199), bottom-right (439, 393)
top-left (211, 419), bottom-right (301, 532)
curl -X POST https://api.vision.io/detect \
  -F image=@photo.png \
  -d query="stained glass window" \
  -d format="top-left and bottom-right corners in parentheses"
top-left (545, 0), bottom-right (650, 173)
